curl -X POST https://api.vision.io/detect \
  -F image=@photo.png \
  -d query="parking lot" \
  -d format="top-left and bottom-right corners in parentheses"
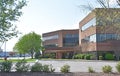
top-left (37, 60), bottom-right (118, 72)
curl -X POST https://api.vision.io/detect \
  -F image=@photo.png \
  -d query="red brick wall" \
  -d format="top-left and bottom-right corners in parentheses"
top-left (79, 9), bottom-right (120, 53)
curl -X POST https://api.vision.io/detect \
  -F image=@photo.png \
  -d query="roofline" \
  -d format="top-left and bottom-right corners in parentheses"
top-left (42, 29), bottom-right (79, 35)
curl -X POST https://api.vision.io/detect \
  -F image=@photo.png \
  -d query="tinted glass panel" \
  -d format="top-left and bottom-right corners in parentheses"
top-left (82, 34), bottom-right (120, 43)
top-left (81, 18), bottom-right (96, 31)
top-left (43, 34), bottom-right (58, 41)
top-left (96, 34), bottom-right (120, 42)
top-left (63, 34), bottom-right (79, 47)
top-left (44, 44), bottom-right (58, 48)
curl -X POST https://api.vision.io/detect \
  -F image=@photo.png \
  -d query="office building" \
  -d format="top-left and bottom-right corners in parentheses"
top-left (79, 8), bottom-right (120, 60)
top-left (42, 29), bottom-right (80, 59)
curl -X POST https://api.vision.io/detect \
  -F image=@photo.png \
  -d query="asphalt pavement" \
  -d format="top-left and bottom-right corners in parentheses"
top-left (36, 60), bottom-right (118, 72)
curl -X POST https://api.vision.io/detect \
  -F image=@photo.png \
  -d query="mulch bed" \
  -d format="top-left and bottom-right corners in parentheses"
top-left (73, 72), bottom-right (120, 76)
top-left (0, 72), bottom-right (120, 76)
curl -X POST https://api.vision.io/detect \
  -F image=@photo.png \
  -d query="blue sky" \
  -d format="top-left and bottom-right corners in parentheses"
top-left (1, 0), bottom-right (117, 51)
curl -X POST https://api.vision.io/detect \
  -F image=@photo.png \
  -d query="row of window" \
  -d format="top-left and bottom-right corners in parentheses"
top-left (97, 34), bottom-right (120, 42)
top-left (43, 34), bottom-right (79, 47)
top-left (63, 34), bottom-right (79, 46)
top-left (81, 18), bottom-right (96, 31)
top-left (65, 34), bottom-right (79, 38)
top-left (43, 34), bottom-right (58, 41)
top-left (81, 17), bottom-right (120, 31)
top-left (63, 38), bottom-right (79, 43)
top-left (44, 44), bottom-right (58, 48)
top-left (82, 34), bottom-right (120, 43)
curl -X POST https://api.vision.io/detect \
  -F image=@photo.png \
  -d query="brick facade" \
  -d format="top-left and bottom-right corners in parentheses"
top-left (79, 8), bottom-right (120, 60)
top-left (42, 8), bottom-right (120, 60)
top-left (42, 29), bottom-right (80, 59)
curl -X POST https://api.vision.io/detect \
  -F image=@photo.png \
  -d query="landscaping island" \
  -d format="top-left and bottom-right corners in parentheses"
top-left (0, 72), bottom-right (120, 76)
top-left (0, 59), bottom-right (120, 76)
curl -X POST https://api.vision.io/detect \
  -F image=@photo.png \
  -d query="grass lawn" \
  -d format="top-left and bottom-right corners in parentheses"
top-left (0, 58), bottom-right (36, 62)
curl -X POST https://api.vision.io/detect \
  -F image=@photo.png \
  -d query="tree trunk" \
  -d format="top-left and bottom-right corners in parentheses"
top-left (30, 50), bottom-right (34, 59)
top-left (31, 53), bottom-right (33, 59)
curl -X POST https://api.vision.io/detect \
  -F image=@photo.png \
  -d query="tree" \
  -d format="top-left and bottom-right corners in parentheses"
top-left (13, 32), bottom-right (43, 59)
top-left (80, 0), bottom-right (120, 60)
top-left (117, 0), bottom-right (120, 6)
top-left (96, 0), bottom-right (120, 34)
top-left (81, 0), bottom-right (120, 33)
top-left (0, 0), bottom-right (27, 42)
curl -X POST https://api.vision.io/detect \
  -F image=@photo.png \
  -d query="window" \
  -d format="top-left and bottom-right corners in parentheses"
top-left (44, 44), bottom-right (58, 48)
top-left (96, 34), bottom-right (120, 42)
top-left (82, 34), bottom-right (96, 43)
top-left (82, 34), bottom-right (120, 43)
top-left (63, 34), bottom-right (79, 47)
top-left (81, 18), bottom-right (96, 31)
top-left (43, 34), bottom-right (58, 41)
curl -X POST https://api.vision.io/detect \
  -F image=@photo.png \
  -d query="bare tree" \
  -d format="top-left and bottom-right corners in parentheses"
top-left (80, 0), bottom-right (120, 33)
top-left (117, 0), bottom-right (120, 5)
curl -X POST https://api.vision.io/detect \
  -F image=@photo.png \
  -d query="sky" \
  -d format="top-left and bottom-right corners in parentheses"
top-left (1, 0), bottom-right (117, 51)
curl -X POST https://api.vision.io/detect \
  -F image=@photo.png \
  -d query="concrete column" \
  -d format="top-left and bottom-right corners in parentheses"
top-left (79, 29), bottom-right (81, 45)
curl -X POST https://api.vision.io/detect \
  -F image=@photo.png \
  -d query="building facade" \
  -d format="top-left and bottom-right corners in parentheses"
top-left (42, 29), bottom-right (80, 59)
top-left (79, 8), bottom-right (120, 60)
top-left (42, 8), bottom-right (120, 60)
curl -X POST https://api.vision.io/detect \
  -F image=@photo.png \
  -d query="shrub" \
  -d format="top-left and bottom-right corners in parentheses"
top-left (105, 53), bottom-right (114, 60)
top-left (42, 64), bottom-right (55, 72)
top-left (43, 64), bottom-right (55, 72)
top-left (73, 54), bottom-right (93, 59)
top-left (81, 54), bottom-right (85, 59)
top-left (88, 67), bottom-right (95, 73)
top-left (0, 60), bottom-right (12, 72)
top-left (73, 54), bottom-right (81, 59)
top-left (42, 64), bottom-right (50, 72)
top-left (102, 65), bottom-right (112, 73)
top-left (35, 51), bottom-right (41, 59)
top-left (116, 62), bottom-right (120, 73)
top-left (90, 55), bottom-right (96, 60)
top-left (60, 64), bottom-right (70, 73)
top-left (49, 64), bottom-right (55, 72)
top-left (15, 59), bottom-right (30, 72)
top-left (31, 62), bottom-right (43, 72)
top-left (99, 56), bottom-right (103, 60)
top-left (73, 55), bottom-right (77, 59)
top-left (77, 54), bottom-right (81, 59)
top-left (31, 63), bottom-right (55, 72)
top-left (43, 53), bottom-right (56, 59)
top-left (85, 54), bottom-right (91, 60)
top-left (74, 54), bottom-right (95, 60)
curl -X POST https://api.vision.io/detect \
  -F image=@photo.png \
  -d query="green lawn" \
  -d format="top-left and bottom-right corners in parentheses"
top-left (0, 58), bottom-right (36, 62)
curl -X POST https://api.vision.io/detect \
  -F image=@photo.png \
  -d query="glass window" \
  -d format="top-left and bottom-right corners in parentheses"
top-left (81, 18), bottom-right (96, 31)
top-left (90, 34), bottom-right (96, 42)
top-left (74, 34), bottom-right (79, 38)
top-left (65, 34), bottom-right (79, 38)
top-left (44, 44), bottom-right (58, 48)
top-left (96, 34), bottom-right (120, 42)
top-left (82, 34), bottom-right (96, 43)
top-left (82, 34), bottom-right (120, 43)
top-left (65, 34), bottom-right (72, 38)
top-left (43, 34), bottom-right (58, 41)
top-left (63, 34), bottom-right (79, 47)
